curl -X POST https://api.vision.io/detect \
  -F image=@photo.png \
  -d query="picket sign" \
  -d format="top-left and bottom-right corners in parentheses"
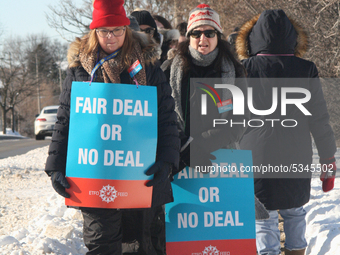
top-left (65, 81), bottom-right (157, 209)
top-left (166, 149), bottom-right (256, 255)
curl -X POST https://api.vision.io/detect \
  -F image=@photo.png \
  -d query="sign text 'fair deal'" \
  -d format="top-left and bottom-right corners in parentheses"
top-left (65, 82), bottom-right (157, 209)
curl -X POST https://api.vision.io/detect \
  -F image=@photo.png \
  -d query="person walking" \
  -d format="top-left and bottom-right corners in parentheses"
top-left (157, 28), bottom-right (180, 63)
top-left (152, 15), bottom-right (173, 30)
top-left (176, 22), bottom-right (188, 44)
top-left (130, 10), bottom-right (161, 45)
top-left (44, 0), bottom-right (179, 254)
top-left (227, 27), bottom-right (239, 54)
top-left (236, 9), bottom-right (337, 255)
top-left (161, 3), bottom-right (249, 174)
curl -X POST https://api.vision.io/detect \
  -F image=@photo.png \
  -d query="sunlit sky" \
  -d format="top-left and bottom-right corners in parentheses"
top-left (0, 0), bottom-right (85, 43)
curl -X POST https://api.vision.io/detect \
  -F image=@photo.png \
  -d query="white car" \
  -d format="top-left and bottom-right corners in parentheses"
top-left (34, 105), bottom-right (59, 140)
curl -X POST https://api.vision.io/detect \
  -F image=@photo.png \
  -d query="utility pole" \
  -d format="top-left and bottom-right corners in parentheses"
top-left (59, 63), bottom-right (62, 93)
top-left (11, 92), bottom-right (19, 132)
top-left (36, 52), bottom-right (41, 114)
top-left (8, 53), bottom-right (16, 133)
top-left (11, 104), bottom-right (15, 132)
top-left (0, 56), bottom-right (6, 134)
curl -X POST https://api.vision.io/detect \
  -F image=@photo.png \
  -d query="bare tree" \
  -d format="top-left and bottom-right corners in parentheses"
top-left (0, 37), bottom-right (37, 134)
top-left (44, 0), bottom-right (340, 143)
top-left (46, 0), bottom-right (193, 33)
top-left (221, 0), bottom-right (340, 144)
top-left (46, 0), bottom-right (93, 41)
top-left (49, 39), bottom-right (68, 93)
top-left (0, 33), bottom-right (67, 135)
top-left (0, 22), bottom-right (4, 40)
top-left (0, 51), bottom-right (20, 134)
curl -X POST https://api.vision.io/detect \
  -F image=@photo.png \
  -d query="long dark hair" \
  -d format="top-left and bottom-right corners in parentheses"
top-left (176, 33), bottom-right (245, 76)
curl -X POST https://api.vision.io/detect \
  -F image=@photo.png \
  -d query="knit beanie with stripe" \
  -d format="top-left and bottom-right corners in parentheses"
top-left (186, 4), bottom-right (223, 36)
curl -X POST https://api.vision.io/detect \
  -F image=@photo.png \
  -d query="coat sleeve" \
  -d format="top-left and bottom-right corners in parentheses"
top-left (161, 59), bottom-right (186, 140)
top-left (308, 64), bottom-right (337, 159)
top-left (45, 67), bottom-right (75, 176)
top-left (148, 64), bottom-right (180, 170)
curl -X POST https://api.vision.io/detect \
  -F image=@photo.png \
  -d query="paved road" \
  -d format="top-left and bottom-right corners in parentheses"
top-left (0, 138), bottom-right (51, 159)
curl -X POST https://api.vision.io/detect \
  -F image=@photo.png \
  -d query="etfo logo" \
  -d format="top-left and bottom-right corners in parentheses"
top-left (191, 245), bottom-right (230, 255)
top-left (99, 185), bottom-right (117, 203)
top-left (89, 184), bottom-right (128, 203)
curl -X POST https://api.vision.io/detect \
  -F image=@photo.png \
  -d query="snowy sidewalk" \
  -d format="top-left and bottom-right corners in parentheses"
top-left (0, 146), bottom-right (339, 254)
top-left (0, 147), bottom-right (87, 255)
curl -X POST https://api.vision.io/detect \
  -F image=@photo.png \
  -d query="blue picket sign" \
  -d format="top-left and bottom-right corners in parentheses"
top-left (66, 81), bottom-right (158, 181)
top-left (166, 149), bottom-right (256, 255)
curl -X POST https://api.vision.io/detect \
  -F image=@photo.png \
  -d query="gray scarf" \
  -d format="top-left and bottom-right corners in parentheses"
top-left (170, 46), bottom-right (236, 131)
top-left (189, 45), bottom-right (219, 66)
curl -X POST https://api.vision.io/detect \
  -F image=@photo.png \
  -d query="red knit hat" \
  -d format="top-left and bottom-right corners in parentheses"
top-left (89, 0), bottom-right (130, 30)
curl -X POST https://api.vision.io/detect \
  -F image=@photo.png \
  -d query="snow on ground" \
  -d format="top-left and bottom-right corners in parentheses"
top-left (0, 145), bottom-right (339, 254)
top-left (0, 146), bottom-right (88, 255)
top-left (0, 129), bottom-right (24, 137)
top-left (305, 150), bottom-right (340, 255)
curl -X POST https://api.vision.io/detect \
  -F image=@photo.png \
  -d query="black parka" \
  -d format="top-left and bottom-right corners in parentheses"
top-left (236, 10), bottom-right (336, 210)
top-left (45, 32), bottom-right (180, 207)
top-left (161, 42), bottom-right (249, 159)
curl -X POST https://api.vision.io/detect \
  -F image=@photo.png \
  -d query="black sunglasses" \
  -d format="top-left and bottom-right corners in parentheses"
top-left (189, 30), bottom-right (217, 39)
top-left (140, 27), bottom-right (155, 35)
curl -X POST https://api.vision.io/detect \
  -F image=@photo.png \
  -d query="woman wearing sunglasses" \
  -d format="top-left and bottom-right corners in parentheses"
top-left (161, 4), bottom-right (249, 174)
top-left (130, 10), bottom-right (161, 45)
top-left (45, 0), bottom-right (179, 254)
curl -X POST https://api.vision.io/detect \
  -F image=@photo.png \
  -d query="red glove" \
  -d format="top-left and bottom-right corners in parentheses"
top-left (320, 157), bottom-right (337, 192)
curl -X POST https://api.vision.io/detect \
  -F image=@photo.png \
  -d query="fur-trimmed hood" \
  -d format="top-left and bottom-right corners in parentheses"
top-left (67, 30), bottom-right (161, 68)
top-left (158, 28), bottom-right (180, 42)
top-left (236, 9), bottom-right (308, 60)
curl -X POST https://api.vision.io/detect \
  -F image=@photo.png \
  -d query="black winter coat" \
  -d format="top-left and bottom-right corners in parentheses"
top-left (162, 58), bottom-right (248, 152)
top-left (45, 41), bottom-right (179, 208)
top-left (161, 45), bottom-right (249, 164)
top-left (236, 10), bottom-right (336, 210)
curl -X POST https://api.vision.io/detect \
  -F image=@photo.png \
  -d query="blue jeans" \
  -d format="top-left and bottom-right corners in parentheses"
top-left (256, 207), bottom-right (307, 255)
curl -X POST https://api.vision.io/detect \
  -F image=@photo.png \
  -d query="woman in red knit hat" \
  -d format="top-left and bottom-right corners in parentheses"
top-left (44, 0), bottom-right (179, 254)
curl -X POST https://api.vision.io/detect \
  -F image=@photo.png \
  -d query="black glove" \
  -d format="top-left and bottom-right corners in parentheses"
top-left (51, 171), bottom-right (71, 198)
top-left (145, 161), bottom-right (172, 187)
top-left (179, 145), bottom-right (190, 171)
top-left (191, 143), bottom-right (216, 169)
top-left (178, 135), bottom-right (191, 171)
top-left (180, 142), bottom-right (216, 169)
top-left (178, 144), bottom-right (216, 173)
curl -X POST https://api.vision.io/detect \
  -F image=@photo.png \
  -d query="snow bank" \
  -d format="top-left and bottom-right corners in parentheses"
top-left (0, 146), bottom-right (87, 255)
top-left (0, 146), bottom-right (339, 254)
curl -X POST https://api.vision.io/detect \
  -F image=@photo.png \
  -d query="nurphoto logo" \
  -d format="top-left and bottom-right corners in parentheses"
top-left (198, 80), bottom-right (312, 128)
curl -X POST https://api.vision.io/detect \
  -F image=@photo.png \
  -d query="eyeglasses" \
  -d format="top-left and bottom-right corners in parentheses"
top-left (96, 27), bottom-right (126, 38)
top-left (189, 30), bottom-right (217, 39)
top-left (140, 27), bottom-right (155, 36)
